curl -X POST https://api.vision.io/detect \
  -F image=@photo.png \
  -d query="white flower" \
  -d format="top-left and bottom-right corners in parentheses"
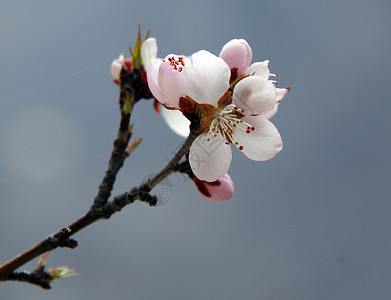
top-left (147, 40), bottom-right (289, 182)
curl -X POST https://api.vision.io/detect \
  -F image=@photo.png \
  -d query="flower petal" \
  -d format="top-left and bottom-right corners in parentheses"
top-left (189, 133), bottom-right (232, 182)
top-left (141, 37), bottom-right (158, 69)
top-left (219, 39), bottom-right (252, 77)
top-left (156, 54), bottom-right (187, 108)
top-left (233, 115), bottom-right (282, 161)
top-left (258, 87), bottom-right (289, 119)
top-left (194, 173), bottom-right (234, 201)
top-left (147, 66), bottom-right (165, 105)
top-left (184, 50), bottom-right (230, 107)
top-left (232, 76), bottom-right (277, 115)
top-left (244, 60), bottom-right (270, 80)
top-left (206, 173), bottom-right (234, 201)
top-left (160, 105), bottom-right (190, 138)
top-left (111, 59), bottom-right (123, 79)
top-left (259, 104), bottom-right (278, 119)
top-left (151, 57), bottom-right (163, 68)
top-left (276, 87), bottom-right (289, 102)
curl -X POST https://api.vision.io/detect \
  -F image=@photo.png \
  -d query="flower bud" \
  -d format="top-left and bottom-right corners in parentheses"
top-left (111, 54), bottom-right (132, 84)
top-left (48, 266), bottom-right (77, 280)
top-left (193, 173), bottom-right (234, 201)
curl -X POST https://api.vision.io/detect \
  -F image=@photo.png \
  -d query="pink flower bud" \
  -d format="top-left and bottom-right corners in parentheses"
top-left (193, 173), bottom-right (234, 201)
top-left (111, 55), bottom-right (132, 84)
top-left (219, 39), bottom-right (252, 81)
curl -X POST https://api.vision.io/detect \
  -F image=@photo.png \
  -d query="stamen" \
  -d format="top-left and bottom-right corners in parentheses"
top-left (204, 103), bottom-right (255, 153)
top-left (166, 56), bottom-right (186, 72)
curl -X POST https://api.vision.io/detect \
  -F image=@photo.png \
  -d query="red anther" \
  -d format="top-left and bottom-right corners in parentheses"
top-left (225, 142), bottom-right (230, 145)
top-left (178, 67), bottom-right (183, 72)
top-left (286, 87), bottom-right (291, 92)
top-left (251, 126), bottom-right (255, 131)
top-left (239, 146), bottom-right (243, 150)
top-left (246, 129), bottom-right (251, 134)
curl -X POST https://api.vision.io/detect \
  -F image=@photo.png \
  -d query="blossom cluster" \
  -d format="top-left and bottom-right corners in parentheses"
top-left (147, 39), bottom-right (289, 177)
top-left (111, 37), bottom-right (289, 201)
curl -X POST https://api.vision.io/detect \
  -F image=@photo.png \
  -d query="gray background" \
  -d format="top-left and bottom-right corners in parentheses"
top-left (1, 0), bottom-right (391, 299)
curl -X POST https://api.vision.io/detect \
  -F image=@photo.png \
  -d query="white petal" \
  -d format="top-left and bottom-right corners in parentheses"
top-left (258, 87), bottom-right (289, 119)
top-left (141, 37), bottom-right (158, 69)
top-left (232, 76), bottom-right (277, 115)
top-left (259, 104), bottom-right (278, 119)
top-left (234, 115), bottom-right (282, 161)
top-left (151, 57), bottom-right (163, 68)
top-left (111, 59), bottom-right (123, 79)
top-left (189, 133), bottom-right (232, 182)
top-left (244, 60), bottom-right (270, 80)
top-left (184, 50), bottom-right (230, 106)
top-left (276, 87), bottom-right (289, 102)
top-left (160, 106), bottom-right (190, 138)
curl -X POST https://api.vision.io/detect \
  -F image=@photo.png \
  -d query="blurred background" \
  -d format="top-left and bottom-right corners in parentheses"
top-left (1, 0), bottom-right (391, 299)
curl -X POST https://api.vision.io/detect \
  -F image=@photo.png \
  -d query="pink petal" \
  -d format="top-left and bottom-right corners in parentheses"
top-left (189, 133), bottom-right (232, 182)
top-left (184, 50), bottom-right (230, 107)
top-left (219, 39), bottom-right (252, 77)
top-left (233, 115), bottom-right (282, 161)
top-left (194, 173), bottom-right (234, 201)
top-left (160, 105), bottom-right (190, 137)
top-left (244, 60), bottom-right (270, 80)
top-left (157, 55), bottom-right (187, 108)
top-left (232, 76), bottom-right (277, 115)
top-left (147, 66), bottom-right (165, 105)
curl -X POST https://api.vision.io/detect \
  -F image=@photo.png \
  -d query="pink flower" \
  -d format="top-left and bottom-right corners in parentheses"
top-left (147, 39), bottom-right (289, 182)
top-left (192, 173), bottom-right (234, 201)
top-left (147, 54), bottom-right (188, 107)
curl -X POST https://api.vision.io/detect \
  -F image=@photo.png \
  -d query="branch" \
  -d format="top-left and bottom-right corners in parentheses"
top-left (2, 267), bottom-right (53, 290)
top-left (91, 67), bottom-right (141, 209)
top-left (0, 130), bottom-right (197, 281)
